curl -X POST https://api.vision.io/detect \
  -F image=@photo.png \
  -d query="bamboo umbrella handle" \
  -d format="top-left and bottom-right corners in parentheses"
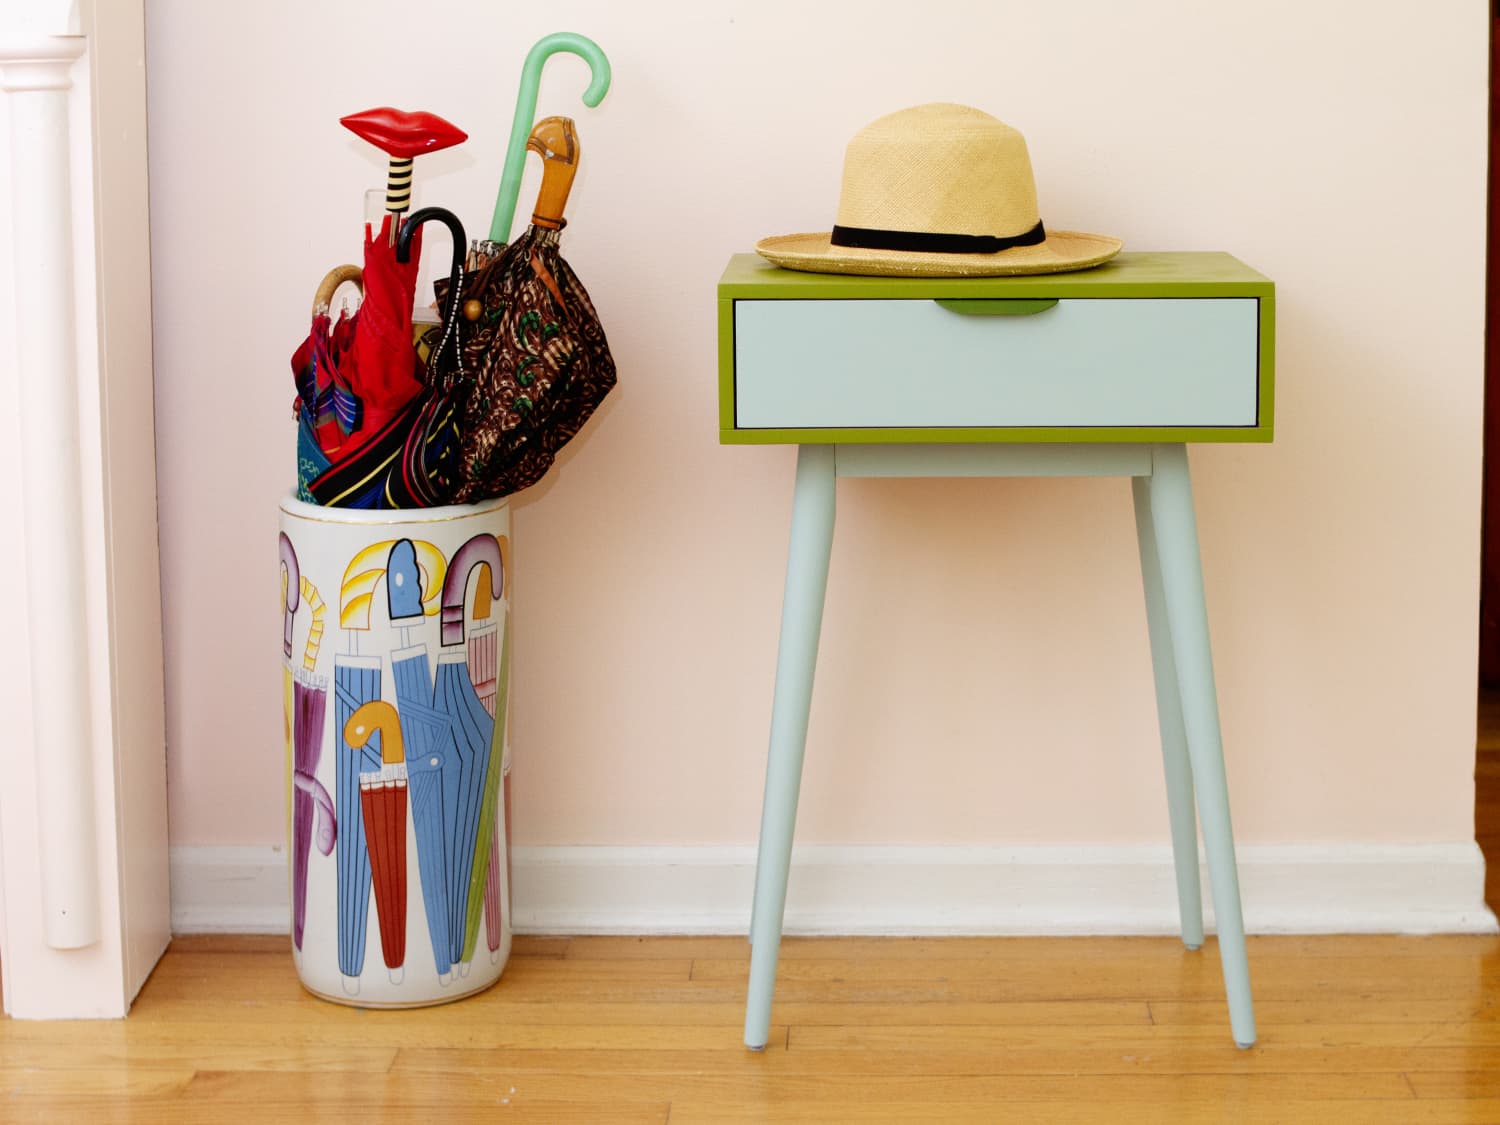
top-left (488, 32), bottom-right (610, 243)
top-left (312, 264), bottom-right (363, 316)
top-left (528, 117), bottom-right (579, 231)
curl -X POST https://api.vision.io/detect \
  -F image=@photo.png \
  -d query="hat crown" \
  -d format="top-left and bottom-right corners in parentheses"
top-left (835, 104), bottom-right (1040, 241)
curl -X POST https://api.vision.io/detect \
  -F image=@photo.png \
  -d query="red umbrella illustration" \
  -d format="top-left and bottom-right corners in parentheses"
top-left (345, 699), bottom-right (409, 980)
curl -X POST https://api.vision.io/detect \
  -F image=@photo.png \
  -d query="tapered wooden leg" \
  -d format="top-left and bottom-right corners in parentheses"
top-left (1146, 444), bottom-right (1256, 1048)
top-left (1132, 475), bottom-right (1205, 951)
top-left (745, 445), bottom-right (837, 1051)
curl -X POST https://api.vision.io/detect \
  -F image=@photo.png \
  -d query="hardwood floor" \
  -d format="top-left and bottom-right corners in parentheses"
top-left (0, 697), bottom-right (1495, 1121)
top-left (4, 931), bottom-right (1500, 1122)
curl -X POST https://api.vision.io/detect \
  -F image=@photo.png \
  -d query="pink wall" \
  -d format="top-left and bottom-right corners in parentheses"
top-left (145, 2), bottom-right (1488, 850)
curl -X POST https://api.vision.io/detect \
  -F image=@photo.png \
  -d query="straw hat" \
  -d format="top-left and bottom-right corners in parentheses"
top-left (756, 103), bottom-right (1121, 277)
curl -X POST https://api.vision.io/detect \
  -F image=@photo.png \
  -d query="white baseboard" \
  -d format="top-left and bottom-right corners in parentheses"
top-left (170, 842), bottom-right (1499, 936)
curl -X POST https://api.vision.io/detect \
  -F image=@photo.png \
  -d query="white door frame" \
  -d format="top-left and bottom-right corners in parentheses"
top-left (0, 0), bottom-right (170, 1018)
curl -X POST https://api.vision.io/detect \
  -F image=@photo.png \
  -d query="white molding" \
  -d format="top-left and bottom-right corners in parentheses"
top-left (171, 842), bottom-right (1498, 937)
top-left (170, 847), bottom-right (291, 935)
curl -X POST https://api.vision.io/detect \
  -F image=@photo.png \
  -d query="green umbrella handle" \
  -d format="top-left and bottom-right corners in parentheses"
top-left (488, 32), bottom-right (610, 243)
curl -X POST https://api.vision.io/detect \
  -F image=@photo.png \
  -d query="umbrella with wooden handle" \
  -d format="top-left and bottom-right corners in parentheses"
top-left (441, 116), bottom-right (616, 503)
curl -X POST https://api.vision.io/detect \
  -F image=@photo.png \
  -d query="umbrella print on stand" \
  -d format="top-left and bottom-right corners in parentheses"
top-left (280, 533), bottom-right (300, 847)
top-left (474, 616), bottom-right (512, 961)
top-left (434, 533), bottom-right (504, 967)
top-left (345, 700), bottom-right (410, 980)
top-left (388, 530), bottom-right (499, 977)
top-left (333, 537), bottom-right (445, 985)
top-left (462, 536), bottom-right (508, 958)
top-left (444, 116), bottom-right (617, 503)
top-left (332, 647), bottom-right (381, 990)
top-left (289, 573), bottom-right (335, 952)
top-left (386, 535), bottom-right (461, 979)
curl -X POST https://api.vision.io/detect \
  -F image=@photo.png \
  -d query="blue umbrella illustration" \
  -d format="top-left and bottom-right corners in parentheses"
top-left (385, 537), bottom-right (459, 978)
top-left (435, 651), bottom-right (494, 970)
top-left (333, 652), bottom-right (381, 987)
top-left (393, 643), bottom-right (456, 978)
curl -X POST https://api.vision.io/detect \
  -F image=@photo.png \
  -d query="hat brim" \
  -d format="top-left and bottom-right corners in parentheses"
top-left (754, 229), bottom-right (1123, 277)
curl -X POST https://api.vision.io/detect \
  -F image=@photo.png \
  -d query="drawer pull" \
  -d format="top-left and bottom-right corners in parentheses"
top-left (934, 298), bottom-right (1058, 316)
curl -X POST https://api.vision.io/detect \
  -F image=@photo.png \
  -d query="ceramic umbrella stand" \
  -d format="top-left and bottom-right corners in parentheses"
top-left (278, 495), bottom-right (514, 1007)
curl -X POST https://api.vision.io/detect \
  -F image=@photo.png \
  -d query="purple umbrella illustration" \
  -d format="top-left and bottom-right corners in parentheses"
top-left (288, 573), bottom-right (334, 951)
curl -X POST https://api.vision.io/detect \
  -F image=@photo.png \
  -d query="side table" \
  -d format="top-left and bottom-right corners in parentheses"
top-left (718, 251), bottom-right (1275, 1049)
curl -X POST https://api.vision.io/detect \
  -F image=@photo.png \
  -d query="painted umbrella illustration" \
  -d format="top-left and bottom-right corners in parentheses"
top-left (332, 649), bottom-right (380, 986)
top-left (333, 537), bottom-right (445, 982)
top-left (441, 117), bottom-right (617, 503)
top-left (437, 534), bottom-right (505, 966)
top-left (462, 542), bottom-right (507, 956)
top-left (389, 532), bottom-right (503, 975)
top-left (345, 699), bottom-right (409, 979)
top-left (287, 568), bottom-right (335, 952)
top-left (468, 613), bottom-right (511, 961)
top-left (385, 536), bottom-right (462, 977)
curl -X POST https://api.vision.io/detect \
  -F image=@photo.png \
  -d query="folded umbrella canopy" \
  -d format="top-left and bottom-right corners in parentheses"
top-left (343, 214), bottom-right (427, 453)
top-left (439, 117), bottom-right (616, 503)
top-left (308, 208), bottom-right (470, 509)
top-left (291, 265), bottom-right (362, 499)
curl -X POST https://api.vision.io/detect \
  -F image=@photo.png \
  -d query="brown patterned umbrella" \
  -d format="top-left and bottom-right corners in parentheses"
top-left (437, 116), bottom-right (616, 503)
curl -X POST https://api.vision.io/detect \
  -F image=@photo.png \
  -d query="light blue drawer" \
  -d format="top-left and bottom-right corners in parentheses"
top-left (733, 298), bottom-right (1261, 431)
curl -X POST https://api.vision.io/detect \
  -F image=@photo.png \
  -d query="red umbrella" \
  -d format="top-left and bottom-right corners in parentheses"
top-left (337, 108), bottom-right (467, 452)
top-left (340, 214), bottom-right (426, 453)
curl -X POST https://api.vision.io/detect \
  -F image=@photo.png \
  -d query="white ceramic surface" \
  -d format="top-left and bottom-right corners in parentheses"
top-left (277, 495), bottom-right (513, 1007)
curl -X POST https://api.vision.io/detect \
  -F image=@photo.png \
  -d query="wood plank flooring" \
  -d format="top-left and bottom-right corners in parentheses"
top-left (0, 693), bottom-right (1495, 1120)
top-left (4, 932), bottom-right (1500, 1122)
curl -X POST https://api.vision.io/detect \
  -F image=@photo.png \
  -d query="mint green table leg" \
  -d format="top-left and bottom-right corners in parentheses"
top-left (1146, 444), bottom-right (1256, 1048)
top-left (1131, 476), bottom-right (1205, 951)
top-left (745, 444), bottom-right (837, 1051)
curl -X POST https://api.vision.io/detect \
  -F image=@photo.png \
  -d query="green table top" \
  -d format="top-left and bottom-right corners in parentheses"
top-left (717, 250), bottom-right (1275, 446)
top-left (718, 250), bottom-right (1274, 300)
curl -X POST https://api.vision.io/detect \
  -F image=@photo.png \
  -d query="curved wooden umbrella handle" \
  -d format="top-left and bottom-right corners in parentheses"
top-left (528, 117), bottom-right (579, 231)
top-left (312, 264), bottom-right (363, 316)
top-left (488, 32), bottom-right (610, 242)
